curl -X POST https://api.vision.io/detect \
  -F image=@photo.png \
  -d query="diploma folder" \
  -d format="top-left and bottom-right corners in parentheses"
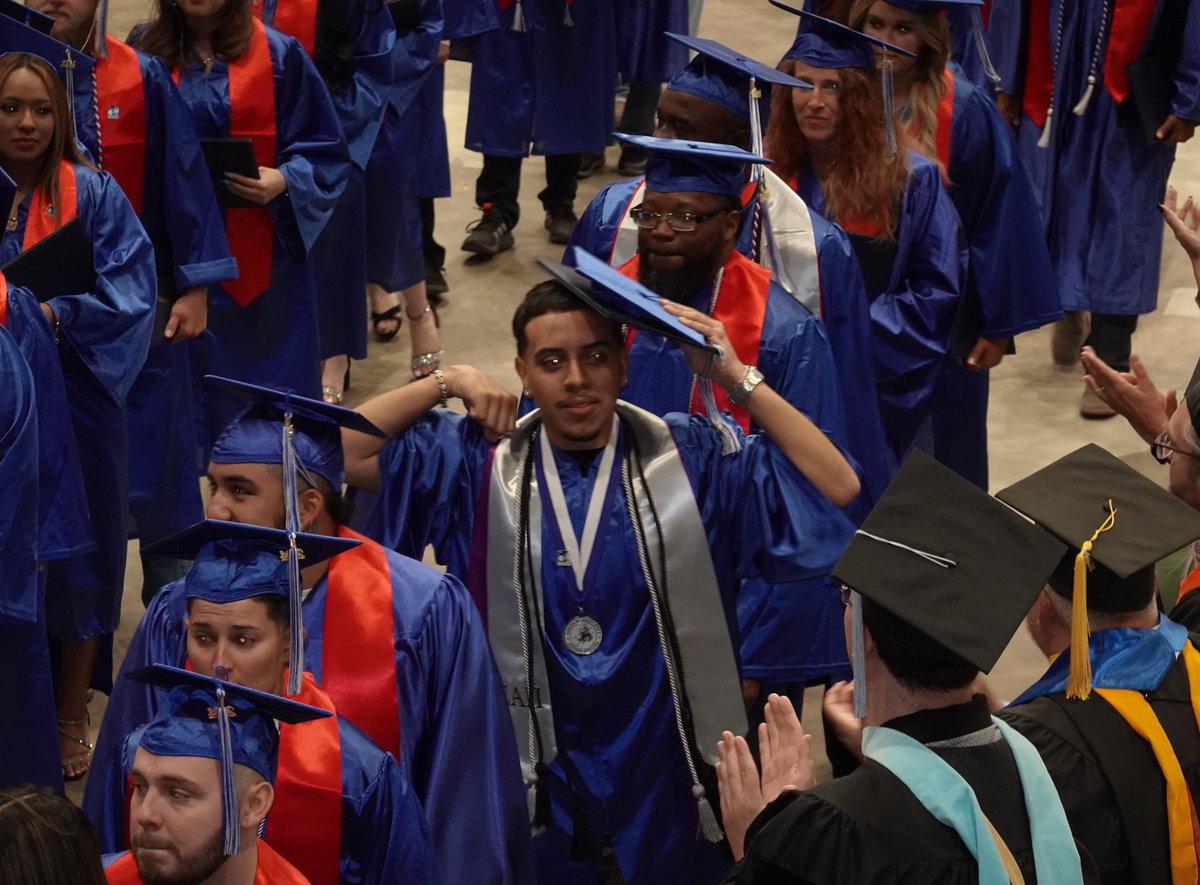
top-left (200, 138), bottom-right (261, 210)
top-left (1, 217), bottom-right (96, 302)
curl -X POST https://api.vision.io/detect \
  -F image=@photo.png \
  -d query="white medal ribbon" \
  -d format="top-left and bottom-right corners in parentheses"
top-left (539, 416), bottom-right (619, 596)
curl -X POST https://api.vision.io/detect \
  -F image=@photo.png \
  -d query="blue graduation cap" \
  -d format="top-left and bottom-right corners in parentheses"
top-left (869, 0), bottom-right (1000, 85)
top-left (0, 14), bottom-right (93, 143)
top-left (126, 664), bottom-right (329, 857)
top-left (616, 133), bottom-right (772, 199)
top-left (143, 519), bottom-right (360, 696)
top-left (663, 33), bottom-right (808, 183)
top-left (0, 0), bottom-right (53, 34)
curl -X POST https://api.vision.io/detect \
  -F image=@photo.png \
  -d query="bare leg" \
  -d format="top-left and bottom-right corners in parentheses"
top-left (321, 355), bottom-right (350, 404)
top-left (57, 636), bottom-right (98, 780)
top-left (368, 283), bottom-right (402, 342)
top-left (401, 280), bottom-right (442, 379)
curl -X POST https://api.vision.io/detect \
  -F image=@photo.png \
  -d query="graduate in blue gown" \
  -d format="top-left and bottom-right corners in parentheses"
top-left (85, 526), bottom-right (438, 885)
top-left (343, 273), bottom-right (858, 884)
top-left (849, 0), bottom-right (1059, 488)
top-left (88, 381), bottom-right (536, 885)
top-left (986, 0), bottom-right (1200, 378)
top-left (765, 5), bottom-right (965, 464)
top-left (132, 0), bottom-right (349, 432)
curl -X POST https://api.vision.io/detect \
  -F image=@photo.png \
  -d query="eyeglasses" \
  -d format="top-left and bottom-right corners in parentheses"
top-left (1151, 430), bottom-right (1200, 464)
top-left (629, 204), bottom-right (727, 233)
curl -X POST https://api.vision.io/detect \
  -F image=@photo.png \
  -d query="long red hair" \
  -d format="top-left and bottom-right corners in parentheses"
top-left (764, 60), bottom-right (910, 239)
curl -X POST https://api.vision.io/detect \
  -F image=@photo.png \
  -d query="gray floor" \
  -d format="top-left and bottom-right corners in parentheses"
top-left (79, 0), bottom-right (1200, 795)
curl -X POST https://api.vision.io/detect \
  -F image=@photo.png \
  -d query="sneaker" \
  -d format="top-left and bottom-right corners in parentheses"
top-left (461, 208), bottom-right (514, 256)
top-left (1079, 385), bottom-right (1117, 420)
top-left (577, 152), bottom-right (606, 180)
top-left (1050, 311), bottom-right (1091, 367)
top-left (425, 264), bottom-right (449, 298)
top-left (545, 205), bottom-right (578, 245)
top-left (617, 148), bottom-right (647, 177)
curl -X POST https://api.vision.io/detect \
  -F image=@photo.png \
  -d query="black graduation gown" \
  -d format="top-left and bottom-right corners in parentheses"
top-left (727, 697), bottom-right (1096, 884)
top-left (1001, 646), bottom-right (1200, 885)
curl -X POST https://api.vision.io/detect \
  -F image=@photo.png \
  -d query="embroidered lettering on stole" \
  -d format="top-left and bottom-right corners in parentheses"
top-left (96, 38), bottom-right (148, 216)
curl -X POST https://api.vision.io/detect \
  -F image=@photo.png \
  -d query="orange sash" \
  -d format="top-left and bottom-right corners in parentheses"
top-left (96, 38), bottom-right (148, 217)
top-left (174, 19), bottom-right (276, 306)
top-left (934, 68), bottom-right (954, 175)
top-left (618, 250), bottom-right (771, 433)
top-left (322, 526), bottom-right (402, 760)
top-left (104, 839), bottom-right (309, 884)
top-left (0, 273), bottom-right (7, 328)
top-left (1178, 563), bottom-right (1200, 606)
top-left (267, 671), bottom-right (344, 885)
top-left (22, 160), bottom-right (78, 249)
top-left (253, 0), bottom-right (318, 59)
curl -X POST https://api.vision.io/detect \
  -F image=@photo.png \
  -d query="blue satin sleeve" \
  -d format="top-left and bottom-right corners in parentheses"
top-left (564, 178), bottom-right (638, 264)
top-left (0, 322), bottom-right (38, 623)
top-left (389, 0), bottom-right (443, 116)
top-left (82, 581), bottom-right (188, 849)
top-left (3, 287), bottom-right (92, 564)
top-left (267, 29), bottom-right (352, 260)
top-left (335, 719), bottom-right (440, 885)
top-left (443, 0), bottom-right (499, 39)
top-left (326, 0), bottom-right (396, 171)
top-left (947, 71), bottom-right (1060, 340)
top-left (871, 155), bottom-right (965, 456)
top-left (141, 55), bottom-right (237, 290)
top-left (46, 166), bottom-right (156, 405)
top-left (1172, 0), bottom-right (1200, 121)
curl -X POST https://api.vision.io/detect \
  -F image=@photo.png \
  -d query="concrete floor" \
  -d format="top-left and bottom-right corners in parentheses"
top-left (76, 0), bottom-right (1200, 796)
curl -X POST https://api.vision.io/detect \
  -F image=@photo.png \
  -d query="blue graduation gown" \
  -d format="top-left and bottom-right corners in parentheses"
top-left (1, 165), bottom-right (156, 648)
top-left (0, 322), bottom-right (61, 791)
top-left (311, 0), bottom-right (395, 360)
top-left (464, 0), bottom-right (616, 157)
top-left (615, 0), bottom-right (687, 83)
top-left (945, 6), bottom-right (990, 88)
top-left (444, 0), bottom-right (500, 39)
top-left (160, 26), bottom-right (350, 432)
top-left (929, 66), bottom-right (1061, 489)
top-left (362, 410), bottom-right (854, 884)
top-left (794, 152), bottom-right (965, 462)
top-left (87, 547), bottom-right (535, 885)
top-left (88, 671), bottom-right (439, 884)
top-left (986, 0), bottom-right (1200, 316)
top-left (91, 49), bottom-right (238, 540)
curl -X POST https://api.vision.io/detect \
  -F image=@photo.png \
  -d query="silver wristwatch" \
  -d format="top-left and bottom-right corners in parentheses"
top-left (727, 365), bottom-right (764, 406)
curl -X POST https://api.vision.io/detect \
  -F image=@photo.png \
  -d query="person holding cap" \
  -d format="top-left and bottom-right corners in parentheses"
top-left (89, 523), bottom-right (438, 885)
top-left (102, 665), bottom-right (330, 885)
top-left (996, 444), bottom-right (1200, 884)
top-left (343, 265), bottom-right (856, 883)
top-left (849, 0), bottom-right (1061, 490)
top-left (764, 3), bottom-right (966, 467)
top-left (86, 379), bottom-right (532, 885)
top-left (721, 452), bottom-right (1095, 883)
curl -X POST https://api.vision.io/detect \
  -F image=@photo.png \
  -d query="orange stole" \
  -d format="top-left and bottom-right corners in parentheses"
top-left (322, 526), bottom-right (401, 760)
top-left (96, 38), bottom-right (148, 217)
top-left (267, 672), bottom-right (344, 885)
top-left (0, 274), bottom-right (7, 328)
top-left (618, 250), bottom-right (770, 433)
top-left (1178, 563), bottom-right (1200, 606)
top-left (22, 160), bottom-right (78, 250)
top-left (104, 839), bottom-right (309, 884)
top-left (253, 0), bottom-right (318, 58)
top-left (934, 68), bottom-right (954, 176)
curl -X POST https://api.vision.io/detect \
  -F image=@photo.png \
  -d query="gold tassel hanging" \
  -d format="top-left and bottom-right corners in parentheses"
top-left (1067, 500), bottom-right (1117, 700)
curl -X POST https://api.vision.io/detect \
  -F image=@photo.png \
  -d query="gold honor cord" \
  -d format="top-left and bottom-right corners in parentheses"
top-left (1068, 500), bottom-right (1117, 700)
top-left (982, 814), bottom-right (1026, 885)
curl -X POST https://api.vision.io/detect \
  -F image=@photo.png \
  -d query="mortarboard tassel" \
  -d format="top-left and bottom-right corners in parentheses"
top-left (214, 685), bottom-right (242, 856)
top-left (1066, 500), bottom-right (1117, 700)
top-left (698, 377), bottom-right (740, 455)
top-left (1071, 75), bottom-right (1096, 117)
top-left (970, 7), bottom-right (1000, 87)
top-left (694, 784), bottom-right (724, 842)
top-left (562, 0), bottom-right (573, 27)
top-left (61, 51), bottom-right (78, 146)
top-left (850, 589), bottom-right (867, 719)
top-left (280, 412), bottom-right (304, 696)
top-left (511, 0), bottom-right (525, 32)
top-left (879, 54), bottom-right (897, 158)
top-left (94, 0), bottom-right (109, 59)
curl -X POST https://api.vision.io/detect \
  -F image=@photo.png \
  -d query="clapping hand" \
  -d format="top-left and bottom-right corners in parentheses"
top-left (1161, 186), bottom-right (1200, 292)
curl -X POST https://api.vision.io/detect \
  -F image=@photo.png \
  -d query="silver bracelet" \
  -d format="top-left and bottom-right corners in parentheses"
top-left (727, 365), bottom-right (764, 407)
top-left (432, 368), bottom-right (449, 408)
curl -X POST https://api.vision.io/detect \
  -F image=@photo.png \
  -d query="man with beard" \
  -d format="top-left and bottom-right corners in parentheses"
top-left (103, 667), bottom-right (325, 885)
top-left (613, 135), bottom-right (857, 710)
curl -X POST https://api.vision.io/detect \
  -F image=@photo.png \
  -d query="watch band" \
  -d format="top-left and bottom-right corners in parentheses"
top-left (727, 365), bottom-right (764, 407)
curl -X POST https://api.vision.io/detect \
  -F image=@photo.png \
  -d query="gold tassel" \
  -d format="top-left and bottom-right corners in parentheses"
top-left (1066, 500), bottom-right (1117, 700)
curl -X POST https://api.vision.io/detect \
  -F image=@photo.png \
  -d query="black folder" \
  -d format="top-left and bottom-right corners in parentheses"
top-left (2, 217), bottom-right (96, 302)
top-left (1125, 53), bottom-right (1173, 148)
top-left (200, 138), bottom-right (261, 210)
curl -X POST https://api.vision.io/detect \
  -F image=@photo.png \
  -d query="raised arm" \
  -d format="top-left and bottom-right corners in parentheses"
top-left (662, 301), bottom-right (860, 507)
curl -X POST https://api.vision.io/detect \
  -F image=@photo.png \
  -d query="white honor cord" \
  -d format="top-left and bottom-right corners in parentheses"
top-left (854, 530), bottom-right (957, 568)
top-left (539, 416), bottom-right (619, 595)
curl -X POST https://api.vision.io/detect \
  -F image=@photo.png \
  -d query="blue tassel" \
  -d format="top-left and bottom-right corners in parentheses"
top-left (280, 412), bottom-right (304, 696)
top-left (851, 591), bottom-right (867, 719)
top-left (216, 686), bottom-right (241, 856)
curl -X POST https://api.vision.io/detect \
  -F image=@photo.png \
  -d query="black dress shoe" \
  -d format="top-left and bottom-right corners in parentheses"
top-left (576, 152), bottom-right (606, 179)
top-left (545, 205), bottom-right (578, 245)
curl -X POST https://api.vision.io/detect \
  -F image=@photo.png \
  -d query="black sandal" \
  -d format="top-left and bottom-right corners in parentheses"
top-left (371, 304), bottom-right (403, 343)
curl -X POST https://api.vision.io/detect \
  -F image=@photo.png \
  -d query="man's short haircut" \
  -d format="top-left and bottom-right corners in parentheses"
top-left (861, 596), bottom-right (978, 692)
top-left (511, 280), bottom-right (624, 355)
top-left (308, 473), bottom-right (355, 526)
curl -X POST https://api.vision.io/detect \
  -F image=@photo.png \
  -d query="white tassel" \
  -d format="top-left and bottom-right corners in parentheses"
top-left (699, 378), bottom-right (740, 455)
top-left (511, 0), bottom-right (524, 32)
top-left (1072, 75), bottom-right (1096, 116)
top-left (880, 56), bottom-right (897, 157)
top-left (1036, 107), bottom-right (1053, 149)
top-left (851, 590), bottom-right (868, 720)
top-left (562, 2), bottom-right (573, 26)
top-left (972, 8), bottom-right (1001, 86)
top-left (526, 778), bottom-right (538, 824)
top-left (694, 785), bottom-right (724, 842)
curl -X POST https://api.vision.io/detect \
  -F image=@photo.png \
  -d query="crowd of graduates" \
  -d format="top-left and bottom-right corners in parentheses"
top-left (2, 0), bottom-right (1200, 882)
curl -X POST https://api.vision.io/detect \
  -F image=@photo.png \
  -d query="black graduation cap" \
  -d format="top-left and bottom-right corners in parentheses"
top-left (539, 249), bottom-right (718, 353)
top-left (833, 451), bottom-right (1066, 675)
top-left (997, 444), bottom-right (1200, 698)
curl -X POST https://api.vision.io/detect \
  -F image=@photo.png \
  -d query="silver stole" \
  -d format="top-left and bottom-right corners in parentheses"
top-left (485, 403), bottom-right (747, 826)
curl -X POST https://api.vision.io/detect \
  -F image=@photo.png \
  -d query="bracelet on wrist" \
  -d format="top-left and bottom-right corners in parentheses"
top-left (432, 368), bottom-right (449, 408)
top-left (727, 365), bottom-right (765, 407)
